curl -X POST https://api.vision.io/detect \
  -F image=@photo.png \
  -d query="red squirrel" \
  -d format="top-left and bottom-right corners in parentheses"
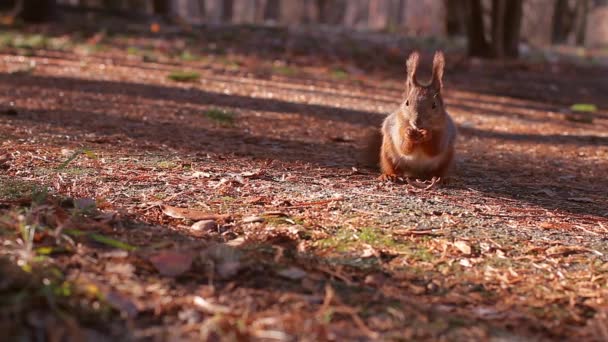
top-left (366, 51), bottom-right (456, 181)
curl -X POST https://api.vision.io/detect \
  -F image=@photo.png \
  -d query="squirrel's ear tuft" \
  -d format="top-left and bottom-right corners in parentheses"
top-left (406, 51), bottom-right (420, 87)
top-left (431, 51), bottom-right (445, 90)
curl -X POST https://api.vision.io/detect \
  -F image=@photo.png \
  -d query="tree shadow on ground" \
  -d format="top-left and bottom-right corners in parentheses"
top-left (2, 72), bottom-right (607, 218)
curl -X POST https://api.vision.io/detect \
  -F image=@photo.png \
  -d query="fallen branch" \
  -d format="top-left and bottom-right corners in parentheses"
top-left (284, 196), bottom-right (344, 209)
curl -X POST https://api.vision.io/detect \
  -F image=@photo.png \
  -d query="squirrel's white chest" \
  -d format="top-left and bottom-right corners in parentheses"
top-left (396, 148), bottom-right (444, 171)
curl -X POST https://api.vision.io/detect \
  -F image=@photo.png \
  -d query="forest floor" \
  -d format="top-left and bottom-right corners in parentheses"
top-left (1, 21), bottom-right (608, 341)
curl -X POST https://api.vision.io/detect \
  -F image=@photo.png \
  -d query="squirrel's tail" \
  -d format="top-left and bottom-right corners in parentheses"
top-left (359, 128), bottom-right (382, 170)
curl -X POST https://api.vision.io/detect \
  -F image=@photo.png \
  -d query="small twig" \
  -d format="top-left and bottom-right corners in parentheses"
top-left (332, 306), bottom-right (379, 340)
top-left (192, 296), bottom-right (231, 315)
top-left (575, 225), bottom-right (600, 236)
top-left (392, 229), bottom-right (443, 237)
top-left (316, 265), bottom-right (353, 285)
top-left (284, 196), bottom-right (344, 209)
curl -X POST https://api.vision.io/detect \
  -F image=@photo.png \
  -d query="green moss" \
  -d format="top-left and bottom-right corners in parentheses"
top-left (204, 108), bottom-right (236, 126)
top-left (180, 50), bottom-right (200, 61)
top-left (358, 227), bottom-right (396, 247)
top-left (330, 68), bottom-right (349, 80)
top-left (273, 65), bottom-right (297, 76)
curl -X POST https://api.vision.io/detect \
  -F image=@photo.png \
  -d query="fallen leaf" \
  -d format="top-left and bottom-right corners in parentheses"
top-left (149, 250), bottom-right (194, 277)
top-left (162, 205), bottom-right (229, 221)
top-left (454, 240), bottom-right (472, 255)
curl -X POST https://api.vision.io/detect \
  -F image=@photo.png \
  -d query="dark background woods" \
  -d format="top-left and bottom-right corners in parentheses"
top-left (4, 0), bottom-right (608, 59)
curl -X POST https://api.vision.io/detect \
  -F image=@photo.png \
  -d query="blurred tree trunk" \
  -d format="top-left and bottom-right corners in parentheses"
top-left (264, 0), bottom-right (279, 21)
top-left (491, 0), bottom-right (506, 57)
top-left (102, 0), bottom-right (122, 10)
top-left (222, 0), bottom-right (233, 22)
top-left (465, 0), bottom-right (523, 58)
top-left (317, 0), bottom-right (328, 23)
top-left (344, 0), bottom-right (367, 28)
top-left (152, 0), bottom-right (170, 16)
top-left (574, 0), bottom-right (590, 45)
top-left (387, 0), bottom-right (405, 30)
top-left (502, 0), bottom-right (522, 57)
top-left (0, 0), bottom-right (17, 11)
top-left (254, 0), bottom-right (268, 22)
top-left (205, 0), bottom-right (223, 23)
top-left (586, 0), bottom-right (608, 47)
top-left (465, 0), bottom-right (488, 57)
top-left (445, 0), bottom-right (466, 36)
top-left (551, 0), bottom-right (574, 44)
top-left (19, 0), bottom-right (56, 22)
top-left (368, 0), bottom-right (390, 30)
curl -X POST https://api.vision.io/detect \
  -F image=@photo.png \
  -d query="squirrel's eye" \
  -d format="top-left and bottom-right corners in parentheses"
top-left (431, 102), bottom-right (436, 109)
top-left (405, 100), bottom-right (409, 106)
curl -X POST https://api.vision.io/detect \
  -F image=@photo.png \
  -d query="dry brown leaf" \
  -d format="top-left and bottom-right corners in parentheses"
top-left (454, 240), bottom-right (472, 255)
top-left (149, 250), bottom-right (194, 277)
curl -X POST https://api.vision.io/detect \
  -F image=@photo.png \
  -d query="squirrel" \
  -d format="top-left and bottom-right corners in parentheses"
top-left (364, 51), bottom-right (457, 182)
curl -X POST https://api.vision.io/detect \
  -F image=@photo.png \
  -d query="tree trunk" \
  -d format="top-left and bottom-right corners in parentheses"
top-left (503, 0), bottom-right (523, 57)
top-left (585, 0), bottom-right (608, 47)
top-left (19, 0), bottom-right (56, 22)
top-left (368, 0), bottom-right (390, 30)
top-left (445, 0), bottom-right (466, 36)
top-left (574, 0), bottom-right (590, 45)
top-left (491, 0), bottom-right (506, 57)
top-left (465, 0), bottom-right (522, 58)
top-left (344, 0), bottom-right (367, 28)
top-left (465, 0), bottom-right (488, 57)
top-left (552, 0), bottom-right (573, 44)
top-left (222, 0), bottom-right (233, 22)
top-left (316, 0), bottom-right (326, 23)
top-left (264, 0), bottom-right (279, 21)
top-left (152, 0), bottom-right (170, 16)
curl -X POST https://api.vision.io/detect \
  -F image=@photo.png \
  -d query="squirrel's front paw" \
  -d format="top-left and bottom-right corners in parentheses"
top-left (378, 174), bottom-right (398, 182)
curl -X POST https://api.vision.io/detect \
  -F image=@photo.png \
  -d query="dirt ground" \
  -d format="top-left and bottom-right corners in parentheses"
top-left (1, 22), bottom-right (608, 341)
